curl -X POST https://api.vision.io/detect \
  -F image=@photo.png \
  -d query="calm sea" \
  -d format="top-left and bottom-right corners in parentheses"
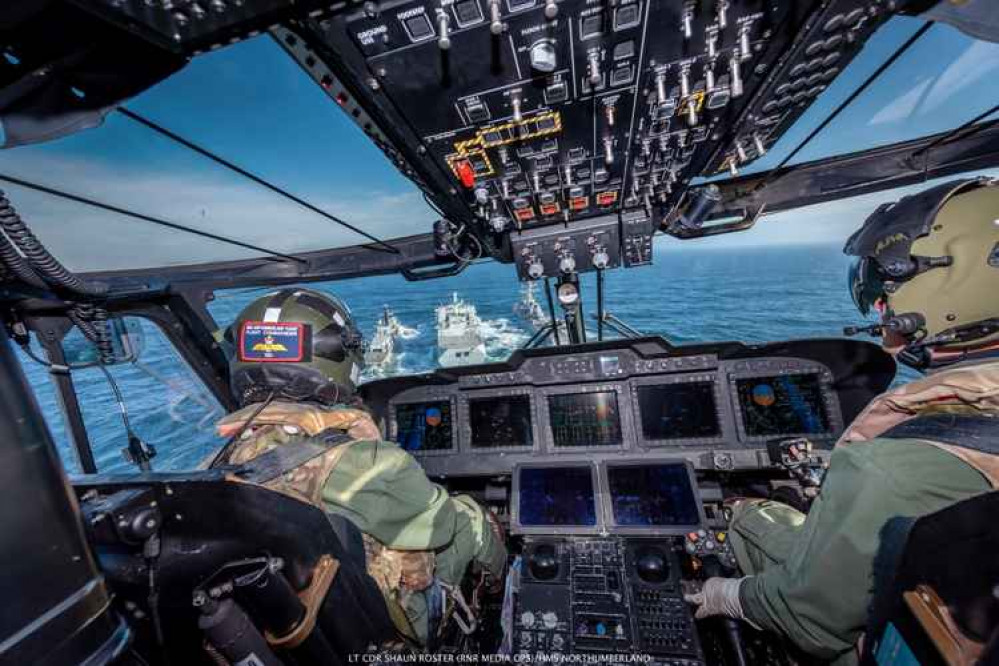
top-left (19, 243), bottom-right (909, 474)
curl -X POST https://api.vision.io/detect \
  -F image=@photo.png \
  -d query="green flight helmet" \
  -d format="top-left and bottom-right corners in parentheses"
top-left (225, 288), bottom-right (365, 406)
top-left (844, 177), bottom-right (999, 369)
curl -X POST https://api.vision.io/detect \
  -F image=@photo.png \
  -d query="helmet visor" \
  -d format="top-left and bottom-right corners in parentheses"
top-left (848, 257), bottom-right (888, 316)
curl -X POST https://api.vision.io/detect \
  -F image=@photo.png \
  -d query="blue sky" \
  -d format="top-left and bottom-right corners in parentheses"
top-left (0, 16), bottom-right (997, 269)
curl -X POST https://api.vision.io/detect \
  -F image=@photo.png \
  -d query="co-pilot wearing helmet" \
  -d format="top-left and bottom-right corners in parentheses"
top-left (215, 288), bottom-right (507, 648)
top-left (686, 178), bottom-right (999, 664)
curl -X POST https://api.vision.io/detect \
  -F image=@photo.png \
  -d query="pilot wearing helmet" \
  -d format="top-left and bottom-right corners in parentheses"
top-left (213, 288), bottom-right (507, 647)
top-left (687, 178), bottom-right (999, 663)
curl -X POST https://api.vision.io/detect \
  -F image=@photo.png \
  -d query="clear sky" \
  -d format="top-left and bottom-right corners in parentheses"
top-left (0, 15), bottom-right (997, 270)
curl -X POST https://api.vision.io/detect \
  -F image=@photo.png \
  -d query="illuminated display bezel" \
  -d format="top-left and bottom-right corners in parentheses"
top-left (540, 383), bottom-right (632, 452)
top-left (511, 461), bottom-right (605, 535)
top-left (630, 373), bottom-right (728, 447)
top-left (389, 396), bottom-right (458, 456)
top-left (728, 363), bottom-right (842, 443)
top-left (460, 388), bottom-right (540, 453)
top-left (601, 459), bottom-right (705, 535)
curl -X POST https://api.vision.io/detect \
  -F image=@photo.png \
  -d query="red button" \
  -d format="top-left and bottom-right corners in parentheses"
top-left (455, 161), bottom-right (475, 188)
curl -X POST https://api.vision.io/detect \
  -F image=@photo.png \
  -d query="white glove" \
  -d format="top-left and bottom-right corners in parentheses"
top-left (684, 577), bottom-right (751, 621)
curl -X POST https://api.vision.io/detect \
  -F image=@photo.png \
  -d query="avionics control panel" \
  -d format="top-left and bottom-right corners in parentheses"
top-left (263, 0), bottom-right (905, 272)
top-left (368, 338), bottom-right (876, 477)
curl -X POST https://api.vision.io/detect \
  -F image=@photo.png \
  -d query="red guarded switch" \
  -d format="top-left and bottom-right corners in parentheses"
top-left (455, 160), bottom-right (476, 188)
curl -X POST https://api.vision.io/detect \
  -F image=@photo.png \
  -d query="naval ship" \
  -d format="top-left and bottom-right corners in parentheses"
top-left (0, 2), bottom-right (996, 666)
top-left (436, 293), bottom-right (487, 367)
top-left (364, 306), bottom-right (401, 367)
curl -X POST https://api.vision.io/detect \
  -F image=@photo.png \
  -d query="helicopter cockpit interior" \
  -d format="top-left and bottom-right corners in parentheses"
top-left (1, 1), bottom-right (998, 666)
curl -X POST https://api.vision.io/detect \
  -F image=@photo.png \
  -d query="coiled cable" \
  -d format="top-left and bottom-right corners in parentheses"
top-left (0, 187), bottom-right (106, 296)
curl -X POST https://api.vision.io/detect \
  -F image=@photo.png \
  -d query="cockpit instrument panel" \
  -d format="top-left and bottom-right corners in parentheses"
top-left (376, 339), bottom-right (872, 476)
top-left (395, 400), bottom-right (455, 452)
top-left (514, 463), bottom-right (601, 534)
top-left (734, 372), bottom-right (833, 440)
top-left (605, 461), bottom-right (703, 533)
top-left (547, 390), bottom-right (623, 449)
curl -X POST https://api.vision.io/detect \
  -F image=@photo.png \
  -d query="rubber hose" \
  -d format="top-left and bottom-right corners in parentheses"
top-left (0, 188), bottom-right (106, 296)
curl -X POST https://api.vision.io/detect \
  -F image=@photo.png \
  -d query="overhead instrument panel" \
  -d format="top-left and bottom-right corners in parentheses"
top-left (269, 0), bottom-right (902, 275)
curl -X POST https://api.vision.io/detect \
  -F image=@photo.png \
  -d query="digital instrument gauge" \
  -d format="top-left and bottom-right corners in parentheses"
top-left (548, 391), bottom-right (622, 448)
top-left (469, 395), bottom-right (534, 448)
top-left (394, 401), bottom-right (453, 451)
top-left (516, 465), bottom-right (599, 529)
top-left (736, 374), bottom-right (831, 437)
top-left (606, 462), bottom-right (702, 529)
top-left (637, 382), bottom-right (720, 440)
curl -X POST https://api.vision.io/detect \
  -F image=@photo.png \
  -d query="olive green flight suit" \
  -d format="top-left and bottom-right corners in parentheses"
top-left (728, 361), bottom-right (999, 664)
top-left (215, 401), bottom-right (508, 646)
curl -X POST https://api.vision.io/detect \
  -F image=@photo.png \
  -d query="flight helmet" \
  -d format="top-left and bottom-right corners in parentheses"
top-left (225, 288), bottom-right (365, 406)
top-left (844, 177), bottom-right (999, 369)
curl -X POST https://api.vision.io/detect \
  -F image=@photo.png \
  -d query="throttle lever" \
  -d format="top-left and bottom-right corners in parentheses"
top-left (701, 556), bottom-right (749, 666)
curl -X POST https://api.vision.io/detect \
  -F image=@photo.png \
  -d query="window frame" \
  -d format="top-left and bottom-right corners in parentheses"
top-left (21, 291), bottom-right (236, 475)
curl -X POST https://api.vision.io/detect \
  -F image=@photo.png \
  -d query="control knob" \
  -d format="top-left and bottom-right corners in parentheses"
top-left (544, 0), bottom-right (558, 20)
top-left (592, 249), bottom-right (610, 270)
top-left (521, 611), bottom-right (536, 628)
top-left (530, 40), bottom-right (557, 73)
top-left (527, 260), bottom-right (545, 280)
top-left (490, 216), bottom-right (509, 233)
top-left (542, 612), bottom-right (558, 629)
top-left (551, 634), bottom-right (564, 650)
top-left (558, 254), bottom-right (576, 274)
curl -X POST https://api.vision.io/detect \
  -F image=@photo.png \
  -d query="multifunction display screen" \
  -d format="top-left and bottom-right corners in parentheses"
top-left (518, 466), bottom-right (598, 528)
top-left (637, 382), bottom-right (720, 440)
top-left (468, 395), bottom-right (534, 448)
top-left (607, 463), bottom-right (701, 528)
top-left (548, 391), bottom-right (623, 448)
top-left (736, 374), bottom-right (831, 437)
top-left (394, 401), bottom-right (453, 452)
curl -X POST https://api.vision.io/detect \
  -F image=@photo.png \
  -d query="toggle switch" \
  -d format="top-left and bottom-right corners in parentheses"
top-left (681, 2), bottom-right (694, 39)
top-left (655, 72), bottom-right (667, 105)
top-left (511, 93), bottom-right (523, 122)
top-left (729, 53), bottom-right (744, 97)
top-left (436, 9), bottom-right (451, 50)
top-left (488, 0), bottom-right (504, 35)
top-left (679, 64), bottom-right (691, 98)
top-left (717, 0), bottom-right (729, 30)
top-left (603, 136), bottom-right (614, 165)
top-left (752, 133), bottom-right (767, 156)
top-left (544, 0), bottom-right (558, 20)
top-left (587, 51), bottom-right (602, 86)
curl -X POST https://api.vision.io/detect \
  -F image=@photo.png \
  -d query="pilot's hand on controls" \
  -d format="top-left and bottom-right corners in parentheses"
top-left (684, 577), bottom-right (750, 621)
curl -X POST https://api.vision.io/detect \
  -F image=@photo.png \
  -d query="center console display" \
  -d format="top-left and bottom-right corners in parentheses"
top-left (637, 382), bottom-right (720, 440)
top-left (517, 465), bottom-right (599, 529)
top-left (736, 374), bottom-right (830, 437)
top-left (548, 391), bottom-right (622, 448)
top-left (607, 462), bottom-right (702, 529)
top-left (395, 401), bottom-right (453, 451)
top-left (469, 395), bottom-right (533, 448)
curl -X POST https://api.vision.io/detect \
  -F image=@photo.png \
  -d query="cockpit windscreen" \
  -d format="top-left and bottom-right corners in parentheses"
top-left (517, 465), bottom-right (598, 528)
top-left (395, 402), bottom-right (453, 451)
top-left (548, 391), bottom-right (623, 448)
top-left (736, 374), bottom-right (831, 437)
top-left (469, 395), bottom-right (534, 448)
top-left (637, 382), bottom-right (720, 440)
top-left (607, 463), bottom-right (701, 528)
